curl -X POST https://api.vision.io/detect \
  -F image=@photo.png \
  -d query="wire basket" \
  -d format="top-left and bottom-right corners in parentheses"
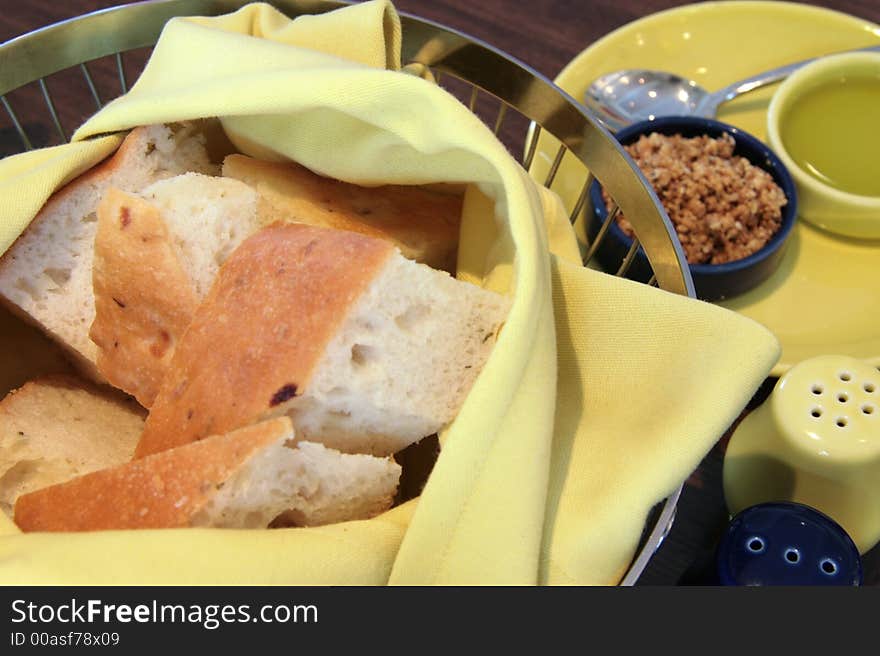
top-left (0, 0), bottom-right (694, 584)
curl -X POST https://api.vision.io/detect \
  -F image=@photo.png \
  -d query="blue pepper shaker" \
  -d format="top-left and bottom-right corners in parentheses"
top-left (715, 501), bottom-right (862, 586)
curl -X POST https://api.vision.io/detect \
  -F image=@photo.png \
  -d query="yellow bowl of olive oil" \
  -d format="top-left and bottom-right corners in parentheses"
top-left (767, 51), bottom-right (880, 239)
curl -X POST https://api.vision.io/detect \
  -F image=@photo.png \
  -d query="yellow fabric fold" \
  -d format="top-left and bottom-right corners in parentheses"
top-left (0, 136), bottom-right (122, 255)
top-left (0, 501), bottom-right (415, 585)
top-left (0, 0), bottom-right (779, 585)
top-left (545, 258), bottom-right (779, 584)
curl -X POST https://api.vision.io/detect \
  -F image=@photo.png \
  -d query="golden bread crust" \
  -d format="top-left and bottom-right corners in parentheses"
top-left (134, 223), bottom-right (394, 458)
top-left (223, 154), bottom-right (462, 272)
top-left (90, 188), bottom-right (200, 408)
top-left (14, 417), bottom-right (292, 532)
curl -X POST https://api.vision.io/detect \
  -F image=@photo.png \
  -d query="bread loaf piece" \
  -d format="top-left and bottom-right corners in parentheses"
top-left (90, 175), bottom-right (262, 407)
top-left (0, 124), bottom-right (216, 380)
top-left (222, 154), bottom-right (462, 273)
top-left (136, 222), bottom-right (510, 459)
top-left (136, 172), bottom-right (263, 299)
top-left (14, 416), bottom-right (401, 531)
top-left (0, 375), bottom-right (145, 517)
top-left (90, 189), bottom-right (200, 408)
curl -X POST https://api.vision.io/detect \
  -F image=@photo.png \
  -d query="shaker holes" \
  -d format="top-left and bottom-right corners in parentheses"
top-left (820, 559), bottom-right (838, 575)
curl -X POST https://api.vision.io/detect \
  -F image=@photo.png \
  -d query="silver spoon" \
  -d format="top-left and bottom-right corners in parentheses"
top-left (583, 44), bottom-right (880, 132)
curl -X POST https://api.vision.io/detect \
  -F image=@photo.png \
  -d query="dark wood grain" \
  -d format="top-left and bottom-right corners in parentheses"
top-left (2, 0), bottom-right (878, 585)
top-left (3, 1), bottom-right (879, 79)
top-left (396, 0), bottom-right (880, 79)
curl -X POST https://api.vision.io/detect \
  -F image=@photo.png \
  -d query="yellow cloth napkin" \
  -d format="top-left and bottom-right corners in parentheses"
top-left (0, 1), bottom-right (779, 585)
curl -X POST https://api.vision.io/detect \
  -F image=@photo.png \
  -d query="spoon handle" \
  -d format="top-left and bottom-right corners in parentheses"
top-left (695, 44), bottom-right (880, 118)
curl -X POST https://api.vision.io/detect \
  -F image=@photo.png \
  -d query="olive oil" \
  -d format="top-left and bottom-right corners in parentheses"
top-left (780, 76), bottom-right (880, 197)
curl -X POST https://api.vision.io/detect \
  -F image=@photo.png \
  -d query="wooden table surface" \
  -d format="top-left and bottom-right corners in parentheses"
top-left (3, 0), bottom-right (880, 79)
top-left (1, 0), bottom-right (878, 585)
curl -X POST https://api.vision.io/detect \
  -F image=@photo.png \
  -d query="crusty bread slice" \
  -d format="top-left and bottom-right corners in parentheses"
top-left (14, 416), bottom-right (401, 532)
top-left (0, 375), bottom-right (145, 517)
top-left (220, 439), bottom-right (402, 529)
top-left (0, 123), bottom-right (216, 380)
top-left (137, 172), bottom-right (263, 300)
top-left (136, 222), bottom-right (510, 459)
top-left (90, 175), bottom-right (261, 407)
top-left (90, 189), bottom-right (200, 408)
top-left (222, 154), bottom-right (463, 273)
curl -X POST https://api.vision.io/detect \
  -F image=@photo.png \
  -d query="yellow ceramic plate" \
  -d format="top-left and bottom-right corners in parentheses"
top-left (546, 0), bottom-right (880, 376)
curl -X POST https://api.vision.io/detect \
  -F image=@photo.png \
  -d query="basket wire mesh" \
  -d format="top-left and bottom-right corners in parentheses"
top-left (0, 0), bottom-right (694, 584)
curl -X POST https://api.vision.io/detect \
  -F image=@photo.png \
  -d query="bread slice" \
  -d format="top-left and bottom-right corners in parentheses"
top-left (0, 123), bottom-right (217, 380)
top-left (222, 154), bottom-right (462, 273)
top-left (90, 175), bottom-right (262, 407)
top-left (90, 189), bottom-right (200, 408)
top-left (136, 222), bottom-right (510, 459)
top-left (0, 375), bottom-right (145, 517)
top-left (14, 416), bottom-right (402, 532)
top-left (136, 172), bottom-right (263, 300)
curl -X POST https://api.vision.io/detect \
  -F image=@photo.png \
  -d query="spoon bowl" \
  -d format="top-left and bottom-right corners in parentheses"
top-left (584, 69), bottom-right (706, 132)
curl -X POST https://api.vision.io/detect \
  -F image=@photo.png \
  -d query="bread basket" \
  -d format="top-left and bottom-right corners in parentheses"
top-left (0, 0), bottom-right (695, 584)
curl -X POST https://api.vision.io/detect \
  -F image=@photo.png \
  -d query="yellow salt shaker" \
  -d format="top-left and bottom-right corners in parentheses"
top-left (723, 355), bottom-right (880, 553)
